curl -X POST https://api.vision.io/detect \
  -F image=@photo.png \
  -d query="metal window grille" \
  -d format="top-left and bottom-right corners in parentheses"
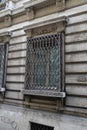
top-left (30, 122), bottom-right (54, 130)
top-left (24, 33), bottom-right (65, 97)
top-left (0, 44), bottom-right (6, 88)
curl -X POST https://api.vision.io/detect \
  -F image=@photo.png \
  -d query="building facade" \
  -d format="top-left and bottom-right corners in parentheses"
top-left (0, 0), bottom-right (87, 130)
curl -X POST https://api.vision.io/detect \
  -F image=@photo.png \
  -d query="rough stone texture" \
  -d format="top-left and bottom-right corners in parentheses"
top-left (0, 104), bottom-right (87, 130)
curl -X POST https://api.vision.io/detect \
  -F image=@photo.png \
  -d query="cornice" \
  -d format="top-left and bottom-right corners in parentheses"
top-left (24, 16), bottom-right (68, 37)
top-left (24, 16), bottom-right (67, 31)
top-left (0, 32), bottom-right (11, 37)
top-left (12, 6), bottom-right (25, 16)
top-left (24, 0), bottom-right (47, 9)
top-left (0, 31), bottom-right (12, 43)
top-left (0, 9), bottom-right (11, 18)
top-left (24, 0), bottom-right (66, 20)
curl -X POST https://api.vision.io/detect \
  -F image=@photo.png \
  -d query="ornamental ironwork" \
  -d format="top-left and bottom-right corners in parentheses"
top-left (0, 44), bottom-right (6, 88)
top-left (24, 33), bottom-right (65, 97)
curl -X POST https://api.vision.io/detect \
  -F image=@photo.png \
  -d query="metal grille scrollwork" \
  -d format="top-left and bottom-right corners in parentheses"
top-left (24, 33), bottom-right (65, 98)
top-left (0, 44), bottom-right (6, 88)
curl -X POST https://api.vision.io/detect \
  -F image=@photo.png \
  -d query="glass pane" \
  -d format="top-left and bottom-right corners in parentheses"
top-left (35, 49), bottom-right (46, 87)
top-left (49, 46), bottom-right (59, 88)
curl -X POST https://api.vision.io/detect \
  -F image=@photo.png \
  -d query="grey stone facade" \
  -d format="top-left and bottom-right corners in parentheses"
top-left (0, 104), bottom-right (87, 130)
top-left (0, 0), bottom-right (87, 130)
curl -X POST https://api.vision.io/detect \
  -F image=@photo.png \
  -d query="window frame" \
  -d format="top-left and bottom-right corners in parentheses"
top-left (0, 43), bottom-right (8, 92)
top-left (23, 32), bottom-right (65, 98)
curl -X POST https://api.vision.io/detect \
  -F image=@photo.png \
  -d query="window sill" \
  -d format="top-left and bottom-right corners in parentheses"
top-left (22, 89), bottom-right (66, 98)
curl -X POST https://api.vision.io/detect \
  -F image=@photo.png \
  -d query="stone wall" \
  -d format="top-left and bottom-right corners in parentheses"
top-left (0, 1), bottom-right (87, 129)
top-left (0, 104), bottom-right (87, 130)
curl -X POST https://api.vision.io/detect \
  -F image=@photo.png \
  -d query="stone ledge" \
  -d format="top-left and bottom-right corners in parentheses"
top-left (12, 6), bottom-right (25, 16)
top-left (0, 31), bottom-right (12, 42)
top-left (23, 0), bottom-right (66, 20)
top-left (24, 0), bottom-right (47, 9)
top-left (24, 16), bottom-right (68, 37)
top-left (22, 89), bottom-right (66, 98)
top-left (24, 16), bottom-right (68, 31)
top-left (0, 9), bottom-right (11, 18)
top-left (0, 9), bottom-right (12, 26)
top-left (0, 32), bottom-right (11, 37)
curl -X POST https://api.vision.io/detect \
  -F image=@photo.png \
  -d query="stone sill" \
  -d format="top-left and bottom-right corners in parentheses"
top-left (22, 89), bottom-right (66, 98)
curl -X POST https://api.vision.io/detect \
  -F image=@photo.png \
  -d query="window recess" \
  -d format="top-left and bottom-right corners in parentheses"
top-left (23, 32), bottom-right (65, 98)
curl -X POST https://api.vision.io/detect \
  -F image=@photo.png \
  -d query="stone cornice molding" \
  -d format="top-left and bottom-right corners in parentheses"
top-left (24, 0), bottom-right (47, 9)
top-left (24, 16), bottom-right (68, 37)
top-left (25, 16), bottom-right (67, 31)
top-left (0, 9), bottom-right (11, 18)
top-left (9, 0), bottom-right (65, 17)
top-left (12, 6), bottom-right (25, 16)
top-left (0, 32), bottom-right (12, 43)
top-left (0, 9), bottom-right (12, 26)
top-left (24, 0), bottom-right (66, 20)
top-left (24, 0), bottom-right (66, 9)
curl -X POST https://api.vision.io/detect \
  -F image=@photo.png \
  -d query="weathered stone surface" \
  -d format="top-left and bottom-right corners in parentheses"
top-left (0, 104), bottom-right (87, 130)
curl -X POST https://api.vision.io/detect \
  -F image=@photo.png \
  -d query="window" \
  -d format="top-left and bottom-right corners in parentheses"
top-left (24, 33), bottom-right (65, 98)
top-left (0, 44), bottom-right (7, 91)
top-left (0, 0), bottom-right (4, 2)
top-left (30, 122), bottom-right (54, 130)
